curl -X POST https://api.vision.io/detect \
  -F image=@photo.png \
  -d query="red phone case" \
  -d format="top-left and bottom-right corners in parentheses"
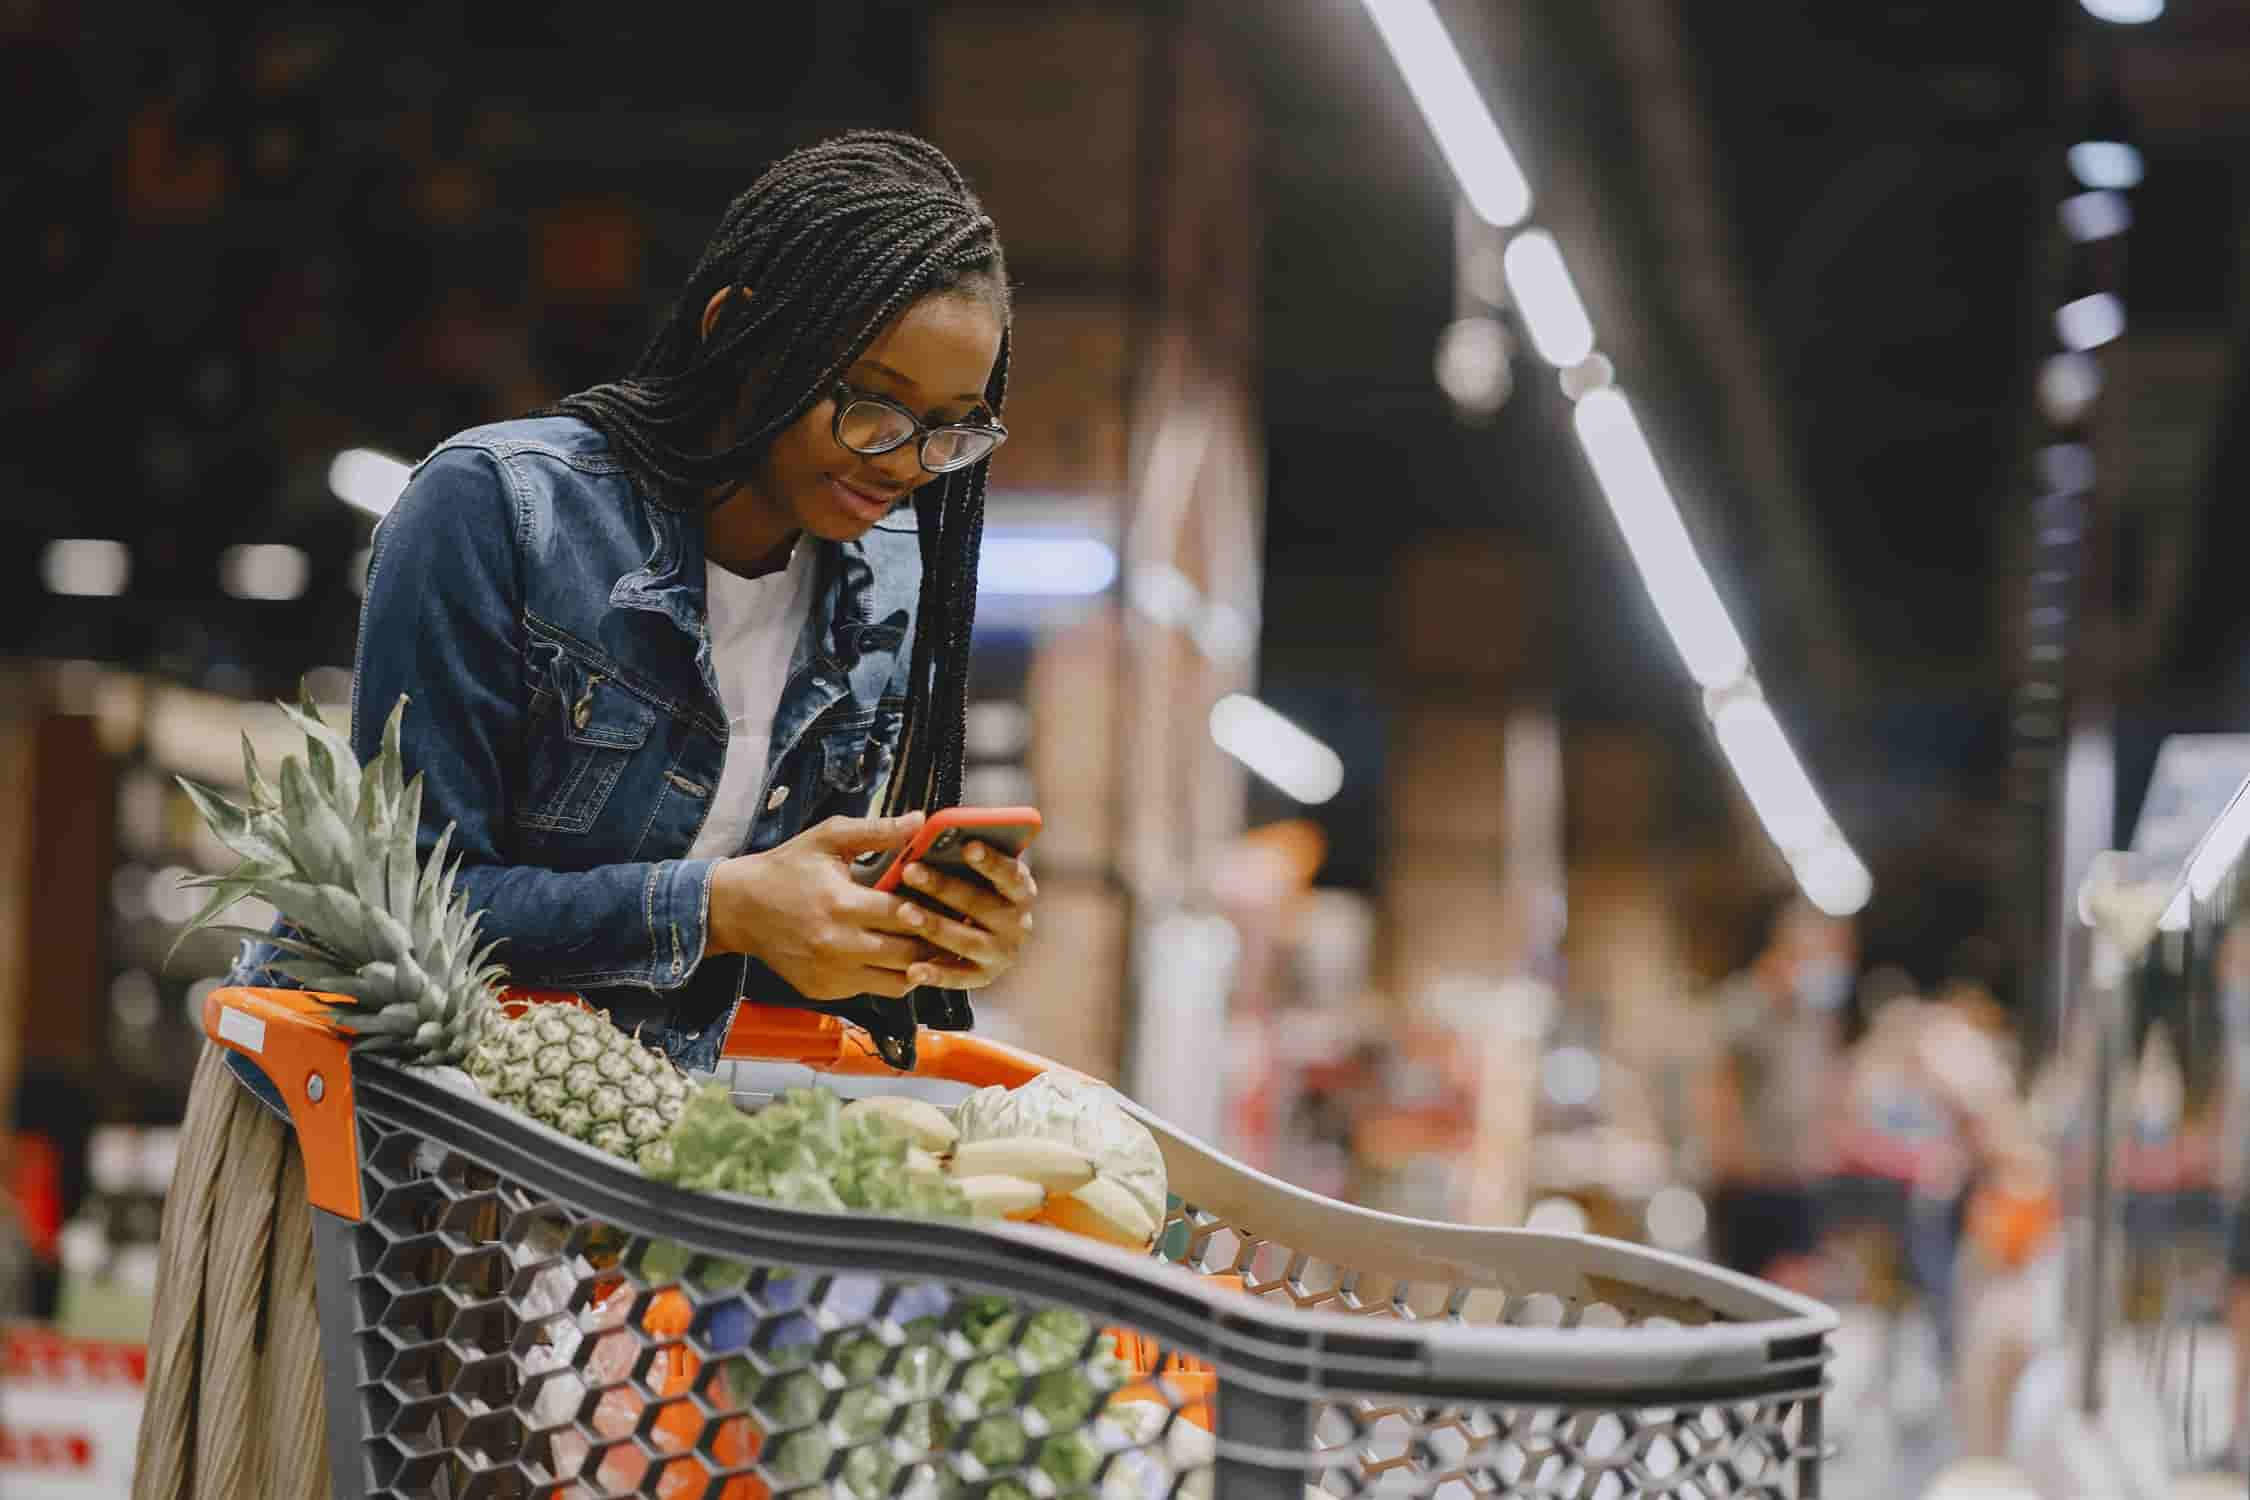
top-left (861, 806), bottom-right (1043, 893)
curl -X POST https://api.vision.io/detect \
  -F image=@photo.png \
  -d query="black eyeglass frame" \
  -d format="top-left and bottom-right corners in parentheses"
top-left (829, 381), bottom-right (1008, 474)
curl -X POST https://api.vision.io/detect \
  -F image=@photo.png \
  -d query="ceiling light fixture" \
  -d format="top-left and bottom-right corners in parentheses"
top-left (41, 538), bottom-right (131, 597)
top-left (328, 448), bottom-right (413, 519)
top-left (1356, 0), bottom-right (1532, 227)
top-left (1502, 229), bottom-right (1598, 367)
top-left (1209, 693), bottom-right (1345, 805)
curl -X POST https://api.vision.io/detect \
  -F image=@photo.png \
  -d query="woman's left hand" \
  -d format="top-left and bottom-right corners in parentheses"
top-left (887, 841), bottom-right (1037, 990)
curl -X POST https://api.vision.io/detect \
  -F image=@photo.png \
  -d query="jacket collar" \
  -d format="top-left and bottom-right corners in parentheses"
top-left (610, 498), bottom-right (878, 665)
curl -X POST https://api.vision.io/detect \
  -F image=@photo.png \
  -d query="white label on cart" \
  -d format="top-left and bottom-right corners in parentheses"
top-left (217, 1006), bottom-right (267, 1055)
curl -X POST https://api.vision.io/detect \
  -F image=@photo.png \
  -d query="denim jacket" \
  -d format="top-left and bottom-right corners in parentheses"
top-left (227, 415), bottom-right (923, 1085)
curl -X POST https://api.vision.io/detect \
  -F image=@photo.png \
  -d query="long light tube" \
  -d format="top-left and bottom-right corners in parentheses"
top-left (2055, 292), bottom-right (2126, 351)
top-left (1364, 7), bottom-right (1868, 914)
top-left (2059, 189), bottom-right (2131, 243)
top-left (1797, 840), bottom-right (1875, 919)
top-left (1710, 695), bottom-right (1834, 857)
top-left (976, 536), bottom-right (1118, 597)
top-left (1502, 229), bottom-right (1597, 366)
top-left (1357, 0), bottom-right (1533, 227)
top-left (1209, 694), bottom-right (1345, 805)
top-left (2079, 0), bottom-right (2162, 22)
top-left (2068, 141), bottom-right (2144, 191)
top-left (328, 448), bottom-right (413, 519)
top-left (1569, 389), bottom-right (1750, 689)
top-left (41, 538), bottom-right (131, 597)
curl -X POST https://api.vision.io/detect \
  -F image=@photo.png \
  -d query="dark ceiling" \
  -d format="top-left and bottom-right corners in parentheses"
top-left (1231, 0), bottom-right (2250, 970)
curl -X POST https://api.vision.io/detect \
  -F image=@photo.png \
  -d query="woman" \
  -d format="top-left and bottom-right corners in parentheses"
top-left (135, 130), bottom-right (1037, 1498)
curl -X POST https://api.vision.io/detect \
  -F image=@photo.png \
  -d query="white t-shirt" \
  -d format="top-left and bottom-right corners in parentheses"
top-left (687, 543), bottom-right (817, 860)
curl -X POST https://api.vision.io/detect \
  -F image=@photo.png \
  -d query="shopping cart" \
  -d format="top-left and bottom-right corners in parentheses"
top-left (206, 985), bottom-right (1836, 1499)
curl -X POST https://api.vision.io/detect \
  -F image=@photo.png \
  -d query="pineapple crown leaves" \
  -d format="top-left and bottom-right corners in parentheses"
top-left (166, 690), bottom-right (509, 1034)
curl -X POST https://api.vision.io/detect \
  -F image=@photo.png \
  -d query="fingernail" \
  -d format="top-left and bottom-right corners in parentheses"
top-left (966, 845), bottom-right (986, 864)
top-left (900, 905), bottom-right (924, 926)
top-left (1020, 913), bottom-right (1034, 933)
top-left (909, 966), bottom-right (931, 985)
top-left (904, 865), bottom-right (929, 886)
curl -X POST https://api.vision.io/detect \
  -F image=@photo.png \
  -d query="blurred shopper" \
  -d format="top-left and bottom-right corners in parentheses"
top-left (1947, 999), bottom-right (2073, 1460)
top-left (137, 132), bottom-right (1035, 1498)
top-left (1697, 894), bottom-right (1856, 1290)
top-left (1832, 982), bottom-right (1971, 1365)
top-left (1953, 1120), bottom-right (2062, 1458)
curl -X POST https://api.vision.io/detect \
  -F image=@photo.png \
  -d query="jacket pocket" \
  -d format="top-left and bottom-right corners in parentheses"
top-left (520, 640), bottom-right (656, 834)
top-left (819, 710), bottom-right (902, 808)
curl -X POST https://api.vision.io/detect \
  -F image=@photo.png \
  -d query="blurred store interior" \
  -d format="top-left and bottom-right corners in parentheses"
top-left (10, 0), bottom-right (2250, 1493)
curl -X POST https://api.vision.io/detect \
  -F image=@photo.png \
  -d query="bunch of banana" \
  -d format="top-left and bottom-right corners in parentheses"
top-left (840, 1089), bottom-right (1164, 1251)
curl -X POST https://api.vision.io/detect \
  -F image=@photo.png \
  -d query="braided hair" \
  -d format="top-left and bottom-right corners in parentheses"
top-left (546, 130), bottom-right (1010, 819)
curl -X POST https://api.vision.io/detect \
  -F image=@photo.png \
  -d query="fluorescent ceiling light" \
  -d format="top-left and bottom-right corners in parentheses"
top-left (977, 536), bottom-right (1117, 597)
top-left (220, 544), bottom-right (310, 602)
top-left (1796, 840), bottom-right (1874, 919)
top-left (2036, 353), bottom-right (2104, 426)
top-left (2059, 189), bottom-right (2131, 242)
top-left (1502, 229), bottom-right (1597, 366)
top-left (1570, 389), bottom-right (1750, 689)
top-left (328, 448), bottom-right (412, 519)
top-left (2055, 292), bottom-right (2126, 351)
top-left (1209, 693), bottom-right (1344, 805)
top-left (1710, 694), bottom-right (1835, 857)
top-left (2068, 141), bottom-right (2144, 191)
top-left (2080, 0), bottom-right (2162, 21)
top-left (41, 538), bottom-right (131, 597)
top-left (1358, 0), bottom-right (1533, 227)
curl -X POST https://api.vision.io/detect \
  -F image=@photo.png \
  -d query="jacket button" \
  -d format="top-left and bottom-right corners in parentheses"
top-left (766, 785), bottom-right (790, 812)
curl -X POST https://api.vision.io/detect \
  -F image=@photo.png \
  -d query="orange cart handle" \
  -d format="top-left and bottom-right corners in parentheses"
top-left (202, 987), bottom-right (364, 1220)
top-left (718, 1004), bottom-right (1065, 1089)
top-left (506, 989), bottom-right (1068, 1087)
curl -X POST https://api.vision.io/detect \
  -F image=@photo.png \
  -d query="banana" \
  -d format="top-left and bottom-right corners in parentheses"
top-left (1035, 1176), bottom-right (1157, 1249)
top-left (842, 1095), bottom-right (959, 1153)
top-left (952, 1174), bottom-right (1048, 1220)
top-left (949, 1136), bottom-right (1097, 1192)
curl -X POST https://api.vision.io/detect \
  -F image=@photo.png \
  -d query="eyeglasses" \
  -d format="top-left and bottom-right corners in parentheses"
top-left (831, 382), bottom-right (1007, 474)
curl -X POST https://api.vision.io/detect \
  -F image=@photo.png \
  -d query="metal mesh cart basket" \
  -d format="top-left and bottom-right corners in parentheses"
top-left (209, 987), bottom-right (1836, 1499)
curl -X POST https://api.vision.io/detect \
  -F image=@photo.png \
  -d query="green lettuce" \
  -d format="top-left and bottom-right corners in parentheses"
top-left (645, 1084), bottom-right (969, 1218)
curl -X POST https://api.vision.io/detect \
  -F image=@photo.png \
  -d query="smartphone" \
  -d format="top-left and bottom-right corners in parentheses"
top-left (854, 807), bottom-right (1040, 1037)
top-left (852, 806), bottom-right (1043, 905)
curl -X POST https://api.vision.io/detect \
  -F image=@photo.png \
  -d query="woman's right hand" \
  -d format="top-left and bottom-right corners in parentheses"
top-left (708, 811), bottom-right (937, 1000)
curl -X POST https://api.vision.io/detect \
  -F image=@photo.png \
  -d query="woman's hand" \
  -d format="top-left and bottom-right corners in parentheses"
top-left (887, 840), bottom-right (1038, 991)
top-left (709, 812), bottom-right (942, 1001)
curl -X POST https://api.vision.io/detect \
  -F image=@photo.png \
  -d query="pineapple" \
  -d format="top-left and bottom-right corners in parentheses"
top-left (465, 1006), bottom-right (689, 1162)
top-left (177, 688), bottom-right (688, 1166)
